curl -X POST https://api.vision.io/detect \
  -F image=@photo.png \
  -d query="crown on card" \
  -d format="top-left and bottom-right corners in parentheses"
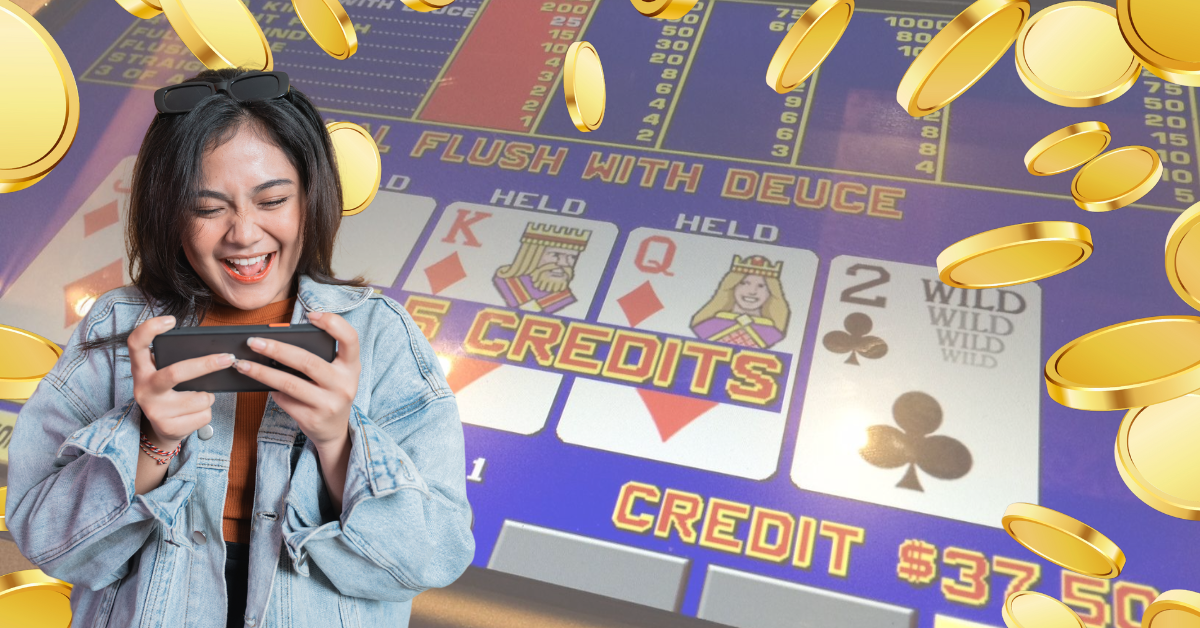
top-left (732, 255), bottom-right (783, 278)
top-left (521, 223), bottom-right (591, 251)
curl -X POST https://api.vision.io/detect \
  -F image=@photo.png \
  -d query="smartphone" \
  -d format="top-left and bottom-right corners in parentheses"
top-left (151, 323), bottom-right (336, 392)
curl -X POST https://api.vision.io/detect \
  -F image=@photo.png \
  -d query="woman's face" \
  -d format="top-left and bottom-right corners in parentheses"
top-left (733, 274), bottom-right (769, 313)
top-left (183, 122), bottom-right (303, 310)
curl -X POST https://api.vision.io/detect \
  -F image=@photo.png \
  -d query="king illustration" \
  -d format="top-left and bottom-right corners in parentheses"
top-left (493, 223), bottom-right (592, 314)
top-left (690, 255), bottom-right (790, 349)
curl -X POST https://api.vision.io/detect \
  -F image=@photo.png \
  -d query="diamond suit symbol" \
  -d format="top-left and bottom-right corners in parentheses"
top-left (424, 252), bottom-right (466, 295)
top-left (618, 281), bottom-right (664, 328)
top-left (637, 389), bottom-right (717, 442)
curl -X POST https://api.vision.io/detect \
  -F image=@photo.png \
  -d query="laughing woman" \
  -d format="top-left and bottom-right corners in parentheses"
top-left (4, 67), bottom-right (474, 627)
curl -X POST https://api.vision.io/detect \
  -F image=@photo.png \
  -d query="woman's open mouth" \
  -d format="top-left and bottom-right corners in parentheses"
top-left (221, 251), bottom-right (276, 283)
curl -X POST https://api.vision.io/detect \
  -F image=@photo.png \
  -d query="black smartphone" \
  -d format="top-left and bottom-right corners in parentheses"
top-left (151, 323), bottom-right (336, 392)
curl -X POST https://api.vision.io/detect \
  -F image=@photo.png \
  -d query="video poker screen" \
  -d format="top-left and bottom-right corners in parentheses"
top-left (1, 0), bottom-right (1198, 626)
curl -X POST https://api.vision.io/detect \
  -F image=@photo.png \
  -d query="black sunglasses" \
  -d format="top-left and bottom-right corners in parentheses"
top-left (153, 71), bottom-right (292, 114)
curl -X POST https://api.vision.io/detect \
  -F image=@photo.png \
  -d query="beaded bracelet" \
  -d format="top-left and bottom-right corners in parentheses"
top-left (139, 430), bottom-right (182, 465)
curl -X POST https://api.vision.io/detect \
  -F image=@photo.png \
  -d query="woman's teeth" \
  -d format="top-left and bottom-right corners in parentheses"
top-left (224, 253), bottom-right (270, 276)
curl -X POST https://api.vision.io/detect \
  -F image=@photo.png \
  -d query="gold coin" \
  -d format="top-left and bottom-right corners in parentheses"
top-left (292, 0), bottom-right (357, 60)
top-left (400, 0), bottom-right (455, 12)
top-left (0, 324), bottom-right (62, 401)
top-left (629, 0), bottom-right (697, 20)
top-left (1003, 590), bottom-right (1086, 628)
top-left (0, 0), bottom-right (80, 194)
top-left (1024, 122), bottom-right (1111, 176)
top-left (1015, 2), bottom-right (1140, 107)
top-left (1165, 202), bottom-right (1200, 311)
top-left (1002, 503), bottom-right (1124, 578)
top-left (114, 0), bottom-right (162, 19)
top-left (326, 121), bottom-right (381, 217)
top-left (0, 569), bottom-right (73, 626)
top-left (564, 41), bottom-right (605, 132)
top-left (1070, 145), bottom-right (1161, 212)
top-left (1045, 316), bottom-right (1200, 411)
top-left (1116, 395), bottom-right (1200, 520)
top-left (896, 0), bottom-right (1029, 117)
top-left (0, 487), bottom-right (5, 532)
top-left (936, 221), bottom-right (1092, 289)
top-left (161, 0), bottom-right (273, 71)
top-left (1118, 0), bottom-right (1200, 87)
top-left (1143, 590), bottom-right (1200, 628)
top-left (765, 0), bottom-right (854, 94)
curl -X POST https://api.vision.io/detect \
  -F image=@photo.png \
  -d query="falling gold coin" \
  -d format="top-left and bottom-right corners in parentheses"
top-left (1001, 503), bottom-right (1124, 578)
top-left (1045, 316), bottom-right (1200, 410)
top-left (114, 0), bottom-right (162, 18)
top-left (0, 324), bottom-right (62, 401)
top-left (1165, 202), bottom-right (1200, 311)
top-left (765, 0), bottom-right (854, 94)
top-left (161, 0), bottom-right (273, 71)
top-left (1071, 145), bottom-right (1161, 211)
top-left (1117, 0), bottom-right (1200, 86)
top-left (1003, 590), bottom-right (1086, 628)
top-left (326, 122), bottom-right (381, 216)
top-left (400, 0), bottom-right (455, 12)
top-left (1116, 395), bottom-right (1200, 520)
top-left (293, 0), bottom-right (357, 60)
top-left (564, 41), bottom-right (605, 132)
top-left (1015, 2), bottom-right (1141, 107)
top-left (1024, 122), bottom-right (1111, 176)
top-left (1143, 590), bottom-right (1200, 628)
top-left (629, 0), bottom-right (696, 20)
top-left (0, 569), bottom-right (73, 627)
top-left (896, 0), bottom-right (1030, 117)
top-left (936, 221), bottom-right (1092, 289)
top-left (0, 0), bottom-right (80, 194)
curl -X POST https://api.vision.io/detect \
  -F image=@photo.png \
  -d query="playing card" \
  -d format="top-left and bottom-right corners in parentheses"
top-left (445, 356), bottom-right (562, 435)
top-left (0, 156), bottom-right (135, 344)
top-left (790, 255), bottom-right (1041, 528)
top-left (331, 190), bottom-right (437, 288)
top-left (558, 229), bottom-right (819, 479)
top-left (402, 202), bottom-right (617, 319)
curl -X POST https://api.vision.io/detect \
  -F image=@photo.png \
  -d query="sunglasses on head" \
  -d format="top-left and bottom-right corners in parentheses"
top-left (153, 70), bottom-right (291, 114)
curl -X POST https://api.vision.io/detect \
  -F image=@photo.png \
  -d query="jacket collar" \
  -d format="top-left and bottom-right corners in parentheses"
top-left (295, 274), bottom-right (375, 315)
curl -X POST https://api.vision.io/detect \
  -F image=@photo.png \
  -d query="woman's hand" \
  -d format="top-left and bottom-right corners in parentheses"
top-left (234, 311), bottom-right (360, 448)
top-left (129, 315), bottom-right (234, 448)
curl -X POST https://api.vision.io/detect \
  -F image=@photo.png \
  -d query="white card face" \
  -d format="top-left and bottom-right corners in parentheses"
top-left (447, 358), bottom-right (561, 435)
top-left (401, 202), bottom-right (618, 319)
top-left (790, 255), bottom-right (1041, 528)
top-left (0, 156), bottom-right (136, 344)
top-left (558, 229), bottom-right (819, 479)
top-left (331, 191), bottom-right (438, 289)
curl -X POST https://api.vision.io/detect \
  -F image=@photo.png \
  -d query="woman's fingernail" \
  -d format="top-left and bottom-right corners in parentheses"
top-left (220, 353), bottom-right (235, 366)
top-left (309, 311), bottom-right (324, 321)
top-left (162, 316), bottom-right (175, 327)
top-left (236, 359), bottom-right (250, 372)
top-left (248, 337), bottom-right (265, 350)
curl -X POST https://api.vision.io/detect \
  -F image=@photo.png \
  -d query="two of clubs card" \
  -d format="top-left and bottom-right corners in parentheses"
top-left (791, 255), bottom-right (1041, 528)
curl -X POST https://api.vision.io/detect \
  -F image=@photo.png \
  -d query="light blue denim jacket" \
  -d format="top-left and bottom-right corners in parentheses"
top-left (4, 274), bottom-right (475, 627)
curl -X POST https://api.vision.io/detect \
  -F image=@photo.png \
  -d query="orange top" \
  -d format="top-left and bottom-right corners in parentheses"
top-left (199, 295), bottom-right (296, 544)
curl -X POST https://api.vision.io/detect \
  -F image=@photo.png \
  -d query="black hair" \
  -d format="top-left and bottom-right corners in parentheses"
top-left (81, 66), bottom-right (367, 353)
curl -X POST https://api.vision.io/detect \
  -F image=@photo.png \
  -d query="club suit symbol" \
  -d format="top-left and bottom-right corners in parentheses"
top-left (860, 391), bottom-right (971, 491)
top-left (822, 312), bottom-right (888, 365)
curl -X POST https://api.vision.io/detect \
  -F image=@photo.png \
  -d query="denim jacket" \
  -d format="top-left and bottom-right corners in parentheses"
top-left (4, 275), bottom-right (475, 627)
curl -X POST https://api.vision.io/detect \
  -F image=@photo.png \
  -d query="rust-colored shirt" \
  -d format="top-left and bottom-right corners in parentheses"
top-left (199, 296), bottom-right (295, 543)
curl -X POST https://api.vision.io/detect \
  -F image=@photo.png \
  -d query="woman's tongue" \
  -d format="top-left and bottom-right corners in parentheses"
top-left (229, 255), bottom-right (268, 276)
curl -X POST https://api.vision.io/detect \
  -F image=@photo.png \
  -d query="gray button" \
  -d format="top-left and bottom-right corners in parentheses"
top-left (488, 520), bottom-right (690, 612)
top-left (697, 565), bottom-right (916, 628)
top-left (197, 424), bottom-right (213, 440)
top-left (192, 530), bottom-right (206, 545)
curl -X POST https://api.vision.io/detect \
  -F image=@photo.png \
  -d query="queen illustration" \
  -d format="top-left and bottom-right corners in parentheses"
top-left (690, 254), bottom-right (790, 349)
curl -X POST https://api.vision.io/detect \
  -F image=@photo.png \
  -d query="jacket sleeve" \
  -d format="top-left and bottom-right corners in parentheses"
top-left (3, 297), bottom-right (197, 591)
top-left (280, 300), bottom-right (475, 602)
